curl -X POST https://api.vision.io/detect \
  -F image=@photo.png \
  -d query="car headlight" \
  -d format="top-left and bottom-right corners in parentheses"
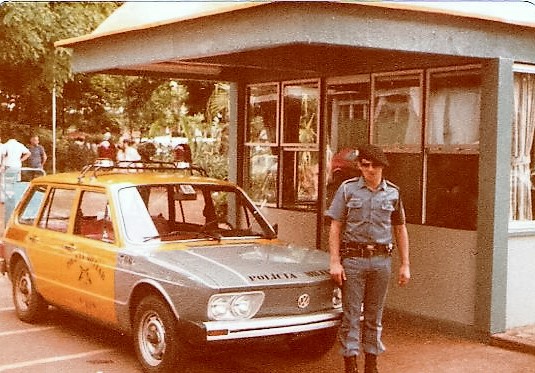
top-left (207, 291), bottom-right (265, 321)
top-left (332, 287), bottom-right (342, 309)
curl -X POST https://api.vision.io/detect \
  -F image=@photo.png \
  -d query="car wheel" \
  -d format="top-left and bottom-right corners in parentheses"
top-left (133, 295), bottom-right (183, 373)
top-left (12, 261), bottom-right (48, 323)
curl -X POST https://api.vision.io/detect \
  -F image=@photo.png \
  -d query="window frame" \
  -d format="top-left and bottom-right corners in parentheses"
top-left (425, 64), bottom-right (481, 155)
top-left (244, 79), bottom-right (321, 211)
top-left (370, 69), bottom-right (424, 154)
top-left (509, 63), bottom-right (535, 231)
top-left (245, 82), bottom-right (280, 147)
top-left (37, 187), bottom-right (77, 233)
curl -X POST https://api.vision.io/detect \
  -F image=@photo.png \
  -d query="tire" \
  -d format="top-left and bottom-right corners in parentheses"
top-left (11, 261), bottom-right (48, 323)
top-left (133, 295), bottom-right (184, 373)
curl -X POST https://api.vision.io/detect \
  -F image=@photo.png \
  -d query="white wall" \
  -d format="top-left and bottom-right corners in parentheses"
top-left (506, 233), bottom-right (535, 329)
top-left (387, 225), bottom-right (478, 326)
top-left (261, 208), bottom-right (319, 249)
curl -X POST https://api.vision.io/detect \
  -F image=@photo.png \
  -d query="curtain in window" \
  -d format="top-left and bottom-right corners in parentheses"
top-left (427, 88), bottom-right (480, 145)
top-left (404, 87), bottom-right (422, 144)
top-left (510, 74), bottom-right (535, 221)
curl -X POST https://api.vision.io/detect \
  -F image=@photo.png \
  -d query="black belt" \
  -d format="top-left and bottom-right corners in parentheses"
top-left (341, 242), bottom-right (393, 258)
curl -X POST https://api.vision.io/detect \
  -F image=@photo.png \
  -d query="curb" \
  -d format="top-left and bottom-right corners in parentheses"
top-left (490, 334), bottom-right (535, 356)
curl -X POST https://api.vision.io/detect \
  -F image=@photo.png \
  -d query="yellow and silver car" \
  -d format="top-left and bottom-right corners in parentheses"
top-left (0, 161), bottom-right (342, 373)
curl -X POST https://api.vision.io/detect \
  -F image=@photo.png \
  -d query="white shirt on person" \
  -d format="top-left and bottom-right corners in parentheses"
top-left (117, 146), bottom-right (141, 162)
top-left (3, 139), bottom-right (30, 168)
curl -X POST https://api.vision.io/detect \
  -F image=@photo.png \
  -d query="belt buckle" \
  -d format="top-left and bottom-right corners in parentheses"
top-left (364, 244), bottom-right (375, 257)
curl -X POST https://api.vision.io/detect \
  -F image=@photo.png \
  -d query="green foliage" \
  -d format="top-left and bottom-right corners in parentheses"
top-left (0, 2), bottom-right (230, 180)
top-left (0, 2), bottom-right (119, 128)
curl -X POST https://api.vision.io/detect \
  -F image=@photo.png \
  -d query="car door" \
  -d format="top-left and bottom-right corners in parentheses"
top-left (23, 186), bottom-right (78, 307)
top-left (70, 189), bottom-right (118, 324)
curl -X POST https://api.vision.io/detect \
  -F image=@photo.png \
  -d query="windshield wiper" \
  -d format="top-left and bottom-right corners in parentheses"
top-left (143, 230), bottom-right (222, 242)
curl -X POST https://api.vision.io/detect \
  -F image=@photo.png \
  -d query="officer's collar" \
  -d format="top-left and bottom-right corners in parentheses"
top-left (357, 176), bottom-right (386, 191)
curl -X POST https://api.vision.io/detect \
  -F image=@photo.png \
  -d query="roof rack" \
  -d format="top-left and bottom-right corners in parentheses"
top-left (78, 158), bottom-right (208, 181)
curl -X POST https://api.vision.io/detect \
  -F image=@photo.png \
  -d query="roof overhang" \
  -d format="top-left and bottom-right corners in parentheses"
top-left (54, 1), bottom-right (535, 81)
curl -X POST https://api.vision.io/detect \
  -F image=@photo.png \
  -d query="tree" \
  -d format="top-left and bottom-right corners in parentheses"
top-left (0, 2), bottom-right (119, 133)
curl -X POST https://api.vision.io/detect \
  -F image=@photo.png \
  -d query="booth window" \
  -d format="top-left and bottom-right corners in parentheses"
top-left (510, 70), bottom-right (535, 222)
top-left (244, 83), bottom-right (279, 205)
top-left (371, 67), bottom-right (480, 229)
top-left (424, 66), bottom-right (480, 230)
top-left (324, 76), bottom-right (370, 209)
top-left (245, 80), bottom-right (320, 210)
top-left (372, 71), bottom-right (424, 224)
top-left (244, 66), bottom-right (481, 229)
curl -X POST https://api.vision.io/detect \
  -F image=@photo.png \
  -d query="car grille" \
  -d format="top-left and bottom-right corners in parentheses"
top-left (256, 282), bottom-right (336, 317)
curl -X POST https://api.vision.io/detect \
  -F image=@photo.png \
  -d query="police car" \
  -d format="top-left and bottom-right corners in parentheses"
top-left (0, 160), bottom-right (342, 373)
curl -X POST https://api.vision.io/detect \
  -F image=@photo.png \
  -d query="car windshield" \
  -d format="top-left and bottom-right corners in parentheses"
top-left (118, 183), bottom-right (276, 243)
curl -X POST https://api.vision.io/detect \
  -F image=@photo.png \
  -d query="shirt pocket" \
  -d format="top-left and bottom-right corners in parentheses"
top-left (346, 198), bottom-right (364, 221)
top-left (378, 200), bottom-right (395, 224)
top-left (381, 201), bottom-right (395, 212)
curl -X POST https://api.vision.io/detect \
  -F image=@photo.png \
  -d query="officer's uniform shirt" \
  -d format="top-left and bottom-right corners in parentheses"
top-left (325, 176), bottom-right (406, 245)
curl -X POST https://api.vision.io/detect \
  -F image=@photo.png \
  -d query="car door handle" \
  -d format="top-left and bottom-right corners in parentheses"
top-left (63, 244), bottom-right (76, 251)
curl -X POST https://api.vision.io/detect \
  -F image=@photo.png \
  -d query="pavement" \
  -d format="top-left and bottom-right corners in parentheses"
top-left (491, 324), bottom-right (535, 356)
top-left (2, 202), bottom-right (535, 371)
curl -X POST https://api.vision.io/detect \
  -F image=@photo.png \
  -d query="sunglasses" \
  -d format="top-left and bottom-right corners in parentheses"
top-left (360, 161), bottom-right (381, 168)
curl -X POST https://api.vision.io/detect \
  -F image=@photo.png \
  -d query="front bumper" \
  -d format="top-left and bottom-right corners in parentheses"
top-left (203, 308), bottom-right (342, 341)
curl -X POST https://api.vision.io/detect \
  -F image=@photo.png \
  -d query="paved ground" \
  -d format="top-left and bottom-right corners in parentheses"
top-left (492, 324), bottom-right (535, 356)
top-left (2, 202), bottom-right (535, 372)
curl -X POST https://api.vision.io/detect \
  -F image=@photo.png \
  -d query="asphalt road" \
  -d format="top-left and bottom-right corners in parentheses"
top-left (2, 268), bottom-right (535, 373)
top-left (0, 274), bottom-right (345, 373)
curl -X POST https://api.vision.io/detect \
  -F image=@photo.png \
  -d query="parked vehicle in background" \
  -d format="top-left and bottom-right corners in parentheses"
top-left (0, 160), bottom-right (342, 373)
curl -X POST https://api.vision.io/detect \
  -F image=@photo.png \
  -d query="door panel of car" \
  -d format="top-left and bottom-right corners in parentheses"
top-left (70, 190), bottom-right (118, 324)
top-left (23, 187), bottom-right (78, 306)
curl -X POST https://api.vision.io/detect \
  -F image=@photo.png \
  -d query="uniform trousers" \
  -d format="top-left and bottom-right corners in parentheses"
top-left (339, 255), bottom-right (391, 357)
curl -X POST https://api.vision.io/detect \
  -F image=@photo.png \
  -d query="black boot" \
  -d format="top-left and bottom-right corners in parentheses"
top-left (364, 353), bottom-right (378, 373)
top-left (344, 355), bottom-right (358, 373)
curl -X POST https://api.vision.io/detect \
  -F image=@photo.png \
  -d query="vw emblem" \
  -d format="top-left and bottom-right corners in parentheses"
top-left (297, 293), bottom-right (310, 309)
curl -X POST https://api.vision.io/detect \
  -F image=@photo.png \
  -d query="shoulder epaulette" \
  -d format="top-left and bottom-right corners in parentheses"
top-left (385, 180), bottom-right (400, 190)
top-left (340, 176), bottom-right (360, 186)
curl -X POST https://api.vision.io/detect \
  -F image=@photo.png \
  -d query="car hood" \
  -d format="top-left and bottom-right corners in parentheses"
top-left (151, 242), bottom-right (331, 288)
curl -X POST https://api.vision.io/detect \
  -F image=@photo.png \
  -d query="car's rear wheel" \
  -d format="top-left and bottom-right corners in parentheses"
top-left (12, 261), bottom-right (48, 323)
top-left (133, 295), bottom-right (184, 373)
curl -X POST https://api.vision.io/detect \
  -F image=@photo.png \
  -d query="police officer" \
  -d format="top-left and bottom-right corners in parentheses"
top-left (326, 144), bottom-right (410, 373)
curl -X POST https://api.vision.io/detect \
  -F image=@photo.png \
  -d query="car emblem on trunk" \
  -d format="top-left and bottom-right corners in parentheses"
top-left (297, 293), bottom-right (310, 309)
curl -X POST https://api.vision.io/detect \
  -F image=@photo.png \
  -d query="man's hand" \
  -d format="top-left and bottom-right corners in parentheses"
top-left (398, 263), bottom-right (410, 286)
top-left (330, 261), bottom-right (346, 287)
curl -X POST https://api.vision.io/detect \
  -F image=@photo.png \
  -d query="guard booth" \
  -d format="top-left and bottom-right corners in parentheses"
top-left (54, 2), bottom-right (535, 339)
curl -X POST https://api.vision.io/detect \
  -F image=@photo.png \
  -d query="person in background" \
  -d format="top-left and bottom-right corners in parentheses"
top-left (1, 138), bottom-right (31, 200)
top-left (97, 132), bottom-right (117, 160)
top-left (27, 135), bottom-right (47, 178)
top-left (116, 139), bottom-right (141, 164)
top-left (326, 144), bottom-right (410, 373)
top-left (0, 135), bottom-right (5, 203)
top-left (173, 140), bottom-right (192, 164)
top-left (326, 148), bottom-right (361, 208)
top-left (138, 142), bottom-right (156, 162)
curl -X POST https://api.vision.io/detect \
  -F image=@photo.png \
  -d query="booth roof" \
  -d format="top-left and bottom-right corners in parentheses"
top-left (55, 1), bottom-right (535, 48)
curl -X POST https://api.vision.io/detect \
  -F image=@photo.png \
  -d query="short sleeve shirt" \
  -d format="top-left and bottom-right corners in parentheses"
top-left (28, 144), bottom-right (45, 168)
top-left (325, 177), bottom-right (406, 245)
top-left (3, 140), bottom-right (30, 168)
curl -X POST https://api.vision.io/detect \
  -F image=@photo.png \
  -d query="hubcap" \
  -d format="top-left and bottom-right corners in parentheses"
top-left (139, 312), bottom-right (166, 366)
top-left (15, 272), bottom-right (31, 310)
